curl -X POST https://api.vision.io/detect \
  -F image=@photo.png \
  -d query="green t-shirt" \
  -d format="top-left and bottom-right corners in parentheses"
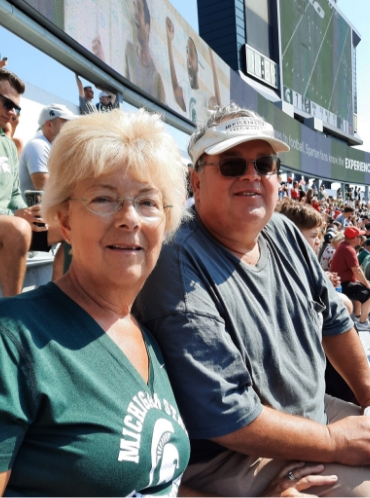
top-left (0, 283), bottom-right (190, 496)
top-left (358, 249), bottom-right (370, 266)
top-left (0, 130), bottom-right (26, 214)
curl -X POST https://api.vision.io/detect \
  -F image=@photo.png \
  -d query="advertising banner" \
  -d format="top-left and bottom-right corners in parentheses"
top-left (63, 0), bottom-right (230, 125)
top-left (230, 71), bottom-right (370, 184)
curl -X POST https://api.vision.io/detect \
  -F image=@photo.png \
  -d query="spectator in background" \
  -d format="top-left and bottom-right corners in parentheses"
top-left (331, 226), bottom-right (370, 330)
top-left (320, 232), bottom-right (344, 272)
top-left (0, 69), bottom-right (42, 295)
top-left (290, 180), bottom-right (300, 201)
top-left (358, 238), bottom-right (370, 266)
top-left (19, 103), bottom-right (76, 196)
top-left (96, 91), bottom-right (118, 112)
top-left (319, 184), bottom-right (327, 201)
top-left (305, 187), bottom-right (314, 205)
top-left (276, 198), bottom-right (323, 255)
top-left (335, 206), bottom-right (354, 227)
top-left (75, 74), bottom-right (97, 114)
top-left (311, 178), bottom-right (318, 195)
top-left (318, 230), bottom-right (334, 265)
top-left (19, 103), bottom-right (76, 278)
top-left (286, 176), bottom-right (293, 197)
top-left (276, 200), bottom-right (348, 306)
top-left (278, 178), bottom-right (287, 199)
top-left (3, 114), bottom-right (22, 157)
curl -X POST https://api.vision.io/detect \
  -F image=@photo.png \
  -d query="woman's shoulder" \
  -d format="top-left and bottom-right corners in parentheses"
top-left (0, 282), bottom-right (53, 308)
top-left (0, 283), bottom-right (61, 337)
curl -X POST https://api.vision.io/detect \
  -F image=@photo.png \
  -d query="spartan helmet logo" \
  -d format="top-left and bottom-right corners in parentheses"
top-left (148, 419), bottom-right (180, 487)
top-left (49, 110), bottom-right (55, 117)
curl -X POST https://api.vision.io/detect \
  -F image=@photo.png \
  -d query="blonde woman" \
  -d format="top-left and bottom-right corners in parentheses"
top-left (0, 110), bottom-right (191, 496)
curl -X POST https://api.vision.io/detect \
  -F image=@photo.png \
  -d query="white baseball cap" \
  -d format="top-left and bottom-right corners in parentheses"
top-left (99, 91), bottom-right (111, 98)
top-left (38, 104), bottom-right (77, 127)
top-left (189, 114), bottom-right (290, 166)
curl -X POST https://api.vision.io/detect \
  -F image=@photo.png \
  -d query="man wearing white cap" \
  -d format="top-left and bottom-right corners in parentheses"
top-left (19, 103), bottom-right (76, 195)
top-left (18, 104), bottom-right (76, 257)
top-left (96, 91), bottom-right (117, 113)
top-left (135, 104), bottom-right (370, 496)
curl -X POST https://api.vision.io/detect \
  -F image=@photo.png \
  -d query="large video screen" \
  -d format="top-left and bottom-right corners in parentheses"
top-left (280, 0), bottom-right (353, 135)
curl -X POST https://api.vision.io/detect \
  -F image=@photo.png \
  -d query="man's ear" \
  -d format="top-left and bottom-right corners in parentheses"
top-left (190, 168), bottom-right (202, 202)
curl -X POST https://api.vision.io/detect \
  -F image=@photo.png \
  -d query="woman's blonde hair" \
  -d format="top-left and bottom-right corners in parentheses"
top-left (42, 109), bottom-right (189, 238)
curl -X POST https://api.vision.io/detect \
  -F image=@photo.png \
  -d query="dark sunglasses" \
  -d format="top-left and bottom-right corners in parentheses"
top-left (201, 155), bottom-right (280, 177)
top-left (0, 93), bottom-right (21, 115)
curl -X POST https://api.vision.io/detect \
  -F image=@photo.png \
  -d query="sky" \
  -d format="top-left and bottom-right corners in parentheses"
top-left (1, 0), bottom-right (369, 152)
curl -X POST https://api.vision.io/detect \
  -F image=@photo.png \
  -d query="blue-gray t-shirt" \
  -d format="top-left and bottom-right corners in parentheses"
top-left (134, 211), bottom-right (352, 462)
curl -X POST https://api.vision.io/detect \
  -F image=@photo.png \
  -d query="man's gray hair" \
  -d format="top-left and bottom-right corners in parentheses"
top-left (188, 103), bottom-right (264, 169)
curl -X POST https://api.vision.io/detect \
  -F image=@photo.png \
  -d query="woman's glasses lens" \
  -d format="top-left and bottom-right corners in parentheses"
top-left (219, 156), bottom-right (280, 177)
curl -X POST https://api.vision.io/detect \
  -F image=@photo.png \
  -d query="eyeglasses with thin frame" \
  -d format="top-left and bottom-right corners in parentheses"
top-left (200, 155), bottom-right (281, 177)
top-left (70, 192), bottom-right (172, 223)
top-left (0, 93), bottom-right (21, 115)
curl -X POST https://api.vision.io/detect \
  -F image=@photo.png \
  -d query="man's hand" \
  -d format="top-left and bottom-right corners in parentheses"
top-left (327, 414), bottom-right (370, 466)
top-left (92, 35), bottom-right (105, 61)
top-left (75, 73), bottom-right (84, 98)
top-left (14, 205), bottom-right (48, 232)
top-left (261, 462), bottom-right (338, 497)
top-left (325, 271), bottom-right (340, 288)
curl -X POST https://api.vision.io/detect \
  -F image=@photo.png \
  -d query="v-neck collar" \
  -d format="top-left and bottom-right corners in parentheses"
top-left (44, 282), bottom-right (155, 392)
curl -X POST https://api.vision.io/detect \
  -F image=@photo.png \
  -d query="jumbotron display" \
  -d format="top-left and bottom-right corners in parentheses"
top-left (280, 0), bottom-right (353, 135)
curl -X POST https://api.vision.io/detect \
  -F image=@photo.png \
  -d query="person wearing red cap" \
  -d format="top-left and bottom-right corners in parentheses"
top-left (331, 226), bottom-right (370, 330)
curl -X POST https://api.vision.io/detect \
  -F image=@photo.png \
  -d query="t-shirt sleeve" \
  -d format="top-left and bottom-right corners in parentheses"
top-left (8, 159), bottom-right (26, 213)
top-left (0, 327), bottom-right (37, 471)
top-left (25, 140), bottom-right (49, 175)
top-left (143, 311), bottom-right (262, 439)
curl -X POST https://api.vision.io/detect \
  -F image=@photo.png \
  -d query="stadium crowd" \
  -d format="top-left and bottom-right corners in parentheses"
top-left (1, 63), bottom-right (370, 497)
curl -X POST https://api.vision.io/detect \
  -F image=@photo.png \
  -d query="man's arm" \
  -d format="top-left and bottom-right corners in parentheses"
top-left (75, 73), bottom-right (85, 98)
top-left (352, 265), bottom-right (370, 287)
top-left (31, 172), bottom-right (49, 191)
top-left (165, 17), bottom-right (186, 111)
top-left (0, 470), bottom-right (11, 496)
top-left (211, 403), bottom-right (370, 466)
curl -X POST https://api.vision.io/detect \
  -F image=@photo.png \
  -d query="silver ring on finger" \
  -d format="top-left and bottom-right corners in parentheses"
top-left (287, 471), bottom-right (295, 481)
